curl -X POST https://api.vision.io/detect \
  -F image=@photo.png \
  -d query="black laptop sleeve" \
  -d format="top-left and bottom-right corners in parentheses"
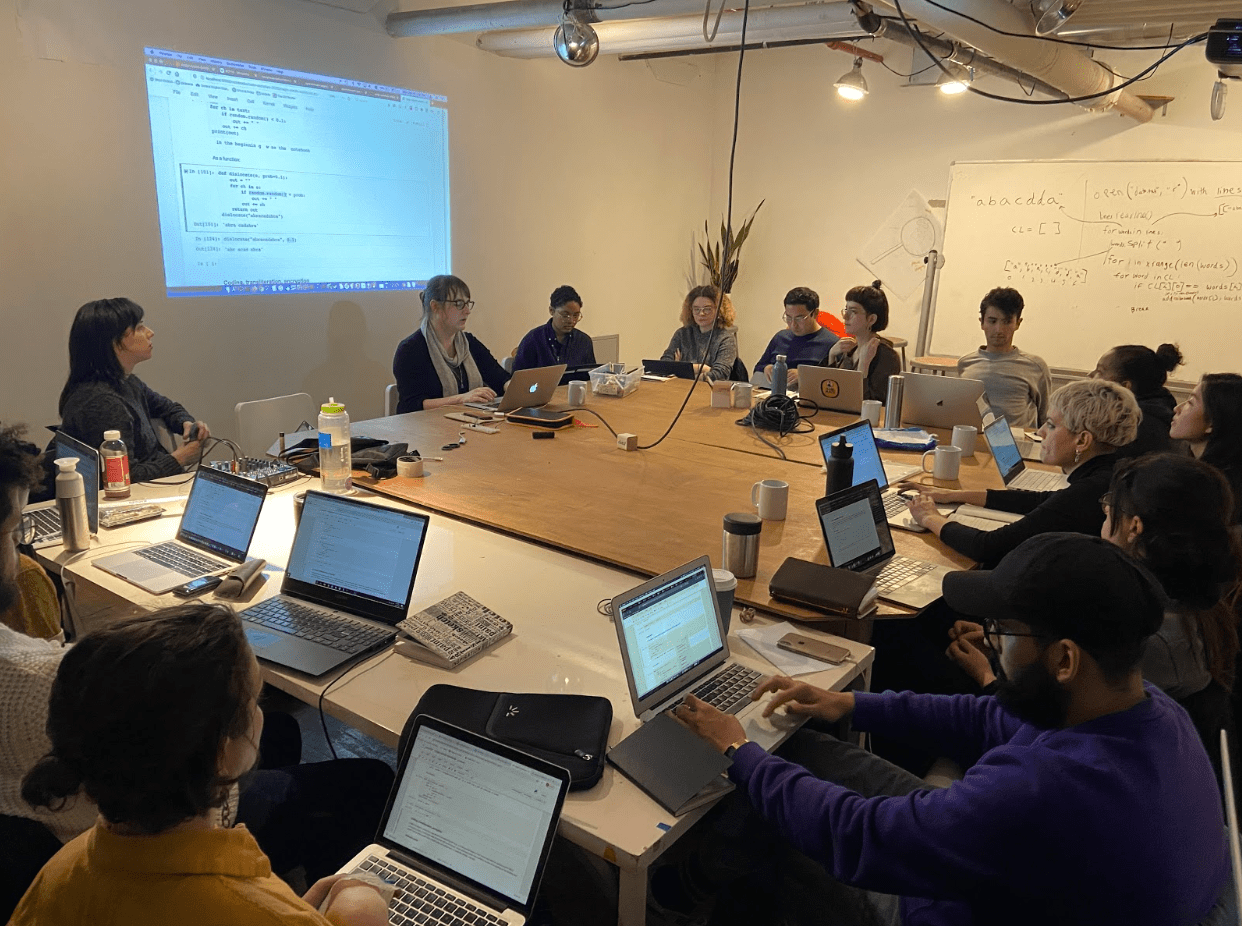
top-left (403, 685), bottom-right (612, 790)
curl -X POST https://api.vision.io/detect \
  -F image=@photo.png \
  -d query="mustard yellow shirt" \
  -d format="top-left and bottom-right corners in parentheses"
top-left (0, 554), bottom-right (59, 639)
top-left (11, 823), bottom-right (333, 926)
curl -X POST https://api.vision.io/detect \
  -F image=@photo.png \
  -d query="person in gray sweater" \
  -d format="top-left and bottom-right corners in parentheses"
top-left (957, 287), bottom-right (1051, 430)
top-left (58, 299), bottom-right (209, 482)
top-left (660, 285), bottom-right (739, 381)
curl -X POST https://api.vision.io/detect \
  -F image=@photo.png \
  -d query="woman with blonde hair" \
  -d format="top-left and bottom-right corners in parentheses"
top-left (907, 378), bottom-right (1141, 567)
top-left (659, 284), bottom-right (739, 381)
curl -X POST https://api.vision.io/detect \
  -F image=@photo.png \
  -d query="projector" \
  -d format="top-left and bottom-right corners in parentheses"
top-left (1207, 19), bottom-right (1242, 78)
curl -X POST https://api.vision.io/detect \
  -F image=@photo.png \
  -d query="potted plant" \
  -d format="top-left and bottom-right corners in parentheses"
top-left (697, 200), bottom-right (763, 293)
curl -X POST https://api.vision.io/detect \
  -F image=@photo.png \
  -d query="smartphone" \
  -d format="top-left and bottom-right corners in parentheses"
top-left (777, 632), bottom-right (850, 665)
top-left (171, 575), bottom-right (223, 598)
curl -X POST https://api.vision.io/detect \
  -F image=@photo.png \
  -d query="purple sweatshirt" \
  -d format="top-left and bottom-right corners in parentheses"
top-left (729, 686), bottom-right (1227, 926)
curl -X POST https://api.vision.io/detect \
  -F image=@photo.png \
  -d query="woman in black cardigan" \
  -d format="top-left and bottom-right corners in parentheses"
top-left (904, 378), bottom-right (1141, 568)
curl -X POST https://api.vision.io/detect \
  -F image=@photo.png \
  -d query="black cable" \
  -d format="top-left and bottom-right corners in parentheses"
top-left (317, 650), bottom-right (396, 761)
top-left (890, 0), bottom-right (1204, 52)
top-left (889, 0), bottom-right (1206, 107)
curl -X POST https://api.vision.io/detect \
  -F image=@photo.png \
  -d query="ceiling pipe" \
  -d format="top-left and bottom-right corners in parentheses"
top-left (388, 0), bottom-right (706, 37)
top-left (867, 0), bottom-right (1154, 122)
top-left (477, 3), bottom-right (860, 57)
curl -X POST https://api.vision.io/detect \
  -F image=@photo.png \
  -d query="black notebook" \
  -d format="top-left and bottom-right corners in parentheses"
top-left (607, 713), bottom-right (733, 816)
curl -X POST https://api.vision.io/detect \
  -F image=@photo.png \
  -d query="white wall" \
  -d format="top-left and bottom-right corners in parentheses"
top-left (0, 0), bottom-right (715, 439)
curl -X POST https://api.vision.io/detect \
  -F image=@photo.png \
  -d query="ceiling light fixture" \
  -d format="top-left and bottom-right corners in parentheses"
top-left (553, 3), bottom-right (599, 67)
top-left (1032, 0), bottom-right (1082, 37)
top-left (835, 57), bottom-right (868, 100)
top-left (937, 63), bottom-right (972, 95)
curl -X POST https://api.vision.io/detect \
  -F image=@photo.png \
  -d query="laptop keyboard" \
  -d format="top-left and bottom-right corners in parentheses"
top-left (881, 492), bottom-right (907, 518)
top-left (690, 663), bottom-right (764, 715)
top-left (875, 556), bottom-right (936, 592)
top-left (135, 542), bottom-right (222, 578)
top-left (28, 508), bottom-right (61, 540)
top-left (242, 597), bottom-right (394, 655)
top-left (357, 855), bottom-right (505, 926)
top-left (1010, 469), bottom-right (1067, 492)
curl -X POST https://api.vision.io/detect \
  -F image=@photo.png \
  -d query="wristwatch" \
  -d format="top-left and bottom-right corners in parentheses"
top-left (724, 738), bottom-right (750, 758)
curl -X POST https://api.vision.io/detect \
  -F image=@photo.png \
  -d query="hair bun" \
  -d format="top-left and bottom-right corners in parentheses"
top-left (21, 755), bottom-right (83, 809)
top-left (1155, 343), bottom-right (1184, 373)
top-left (870, 280), bottom-right (883, 290)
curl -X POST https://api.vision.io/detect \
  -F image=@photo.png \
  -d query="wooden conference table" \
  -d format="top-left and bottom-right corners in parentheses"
top-left (354, 379), bottom-right (1005, 628)
top-left (55, 481), bottom-right (875, 926)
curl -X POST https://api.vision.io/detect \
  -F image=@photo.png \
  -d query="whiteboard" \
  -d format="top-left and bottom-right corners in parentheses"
top-left (929, 160), bottom-right (1242, 381)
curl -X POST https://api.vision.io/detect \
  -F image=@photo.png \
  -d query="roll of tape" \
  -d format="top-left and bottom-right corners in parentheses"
top-left (397, 455), bottom-right (425, 478)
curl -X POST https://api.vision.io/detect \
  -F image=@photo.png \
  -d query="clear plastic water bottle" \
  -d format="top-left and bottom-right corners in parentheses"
top-left (54, 457), bottom-right (90, 551)
top-left (318, 398), bottom-right (352, 495)
top-left (100, 429), bottom-right (130, 499)
top-left (771, 354), bottom-right (788, 398)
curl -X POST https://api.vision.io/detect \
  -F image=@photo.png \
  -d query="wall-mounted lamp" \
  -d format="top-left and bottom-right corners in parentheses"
top-left (553, 3), bottom-right (599, 67)
top-left (835, 57), bottom-right (868, 100)
top-left (1032, 0), bottom-right (1082, 36)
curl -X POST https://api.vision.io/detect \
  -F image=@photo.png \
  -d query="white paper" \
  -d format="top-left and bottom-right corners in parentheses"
top-left (736, 621), bottom-right (839, 677)
top-left (857, 190), bottom-right (944, 300)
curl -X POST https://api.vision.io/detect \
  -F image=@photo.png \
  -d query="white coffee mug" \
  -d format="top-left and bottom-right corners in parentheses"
top-left (860, 399), bottom-right (882, 428)
top-left (567, 381), bottom-right (588, 406)
top-left (921, 445), bottom-right (962, 481)
top-left (751, 479), bottom-right (789, 521)
top-left (951, 424), bottom-right (978, 457)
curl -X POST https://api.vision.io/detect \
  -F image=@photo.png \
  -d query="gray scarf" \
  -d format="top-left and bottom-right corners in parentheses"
top-left (422, 315), bottom-right (484, 398)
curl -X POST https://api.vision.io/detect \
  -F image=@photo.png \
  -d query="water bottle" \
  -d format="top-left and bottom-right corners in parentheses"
top-left (771, 354), bottom-right (788, 398)
top-left (54, 457), bottom-right (90, 551)
top-left (885, 374), bottom-right (905, 429)
top-left (100, 430), bottom-right (130, 499)
top-left (318, 397), bottom-right (352, 495)
top-left (825, 435), bottom-right (854, 497)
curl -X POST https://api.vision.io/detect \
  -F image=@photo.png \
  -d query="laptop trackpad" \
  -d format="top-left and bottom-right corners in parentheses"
top-left (95, 552), bottom-right (170, 582)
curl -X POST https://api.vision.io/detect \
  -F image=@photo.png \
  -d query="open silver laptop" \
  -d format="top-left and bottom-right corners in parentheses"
top-left (337, 714), bottom-right (570, 926)
top-left (92, 467), bottom-right (267, 594)
top-left (27, 431), bottom-right (100, 548)
top-left (797, 365), bottom-right (863, 414)
top-left (819, 420), bottom-right (927, 533)
top-left (901, 371), bottom-right (988, 431)
top-left (817, 480), bottom-right (952, 610)
top-left (240, 491), bottom-right (430, 676)
top-left (465, 363), bottom-right (566, 412)
top-left (983, 416), bottom-right (1068, 492)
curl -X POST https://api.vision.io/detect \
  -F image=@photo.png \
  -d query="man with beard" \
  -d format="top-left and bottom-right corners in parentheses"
top-left (675, 533), bottom-right (1231, 925)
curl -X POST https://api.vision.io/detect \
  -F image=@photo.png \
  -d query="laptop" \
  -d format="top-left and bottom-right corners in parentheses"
top-left (642, 359), bottom-right (697, 379)
top-left (93, 467), bottom-right (267, 594)
top-left (609, 556), bottom-right (794, 746)
top-left (819, 420), bottom-right (927, 533)
top-left (27, 431), bottom-right (100, 548)
top-left (901, 371), bottom-right (988, 431)
top-left (560, 364), bottom-right (596, 384)
top-left (796, 365), bottom-right (863, 414)
top-left (337, 714), bottom-right (569, 926)
top-left (466, 364), bottom-right (566, 412)
top-left (817, 480), bottom-right (953, 610)
top-left (240, 491), bottom-right (430, 676)
top-left (983, 416), bottom-right (1069, 492)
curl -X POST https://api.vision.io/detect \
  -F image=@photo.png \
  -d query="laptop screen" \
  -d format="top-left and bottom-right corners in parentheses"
top-left (984, 416), bottom-right (1024, 482)
top-left (817, 480), bottom-right (895, 572)
top-left (616, 561), bottom-right (724, 702)
top-left (53, 432), bottom-right (99, 533)
top-left (382, 721), bottom-right (565, 908)
top-left (819, 420), bottom-right (889, 491)
top-left (287, 491), bottom-right (428, 614)
top-left (177, 468), bottom-right (268, 561)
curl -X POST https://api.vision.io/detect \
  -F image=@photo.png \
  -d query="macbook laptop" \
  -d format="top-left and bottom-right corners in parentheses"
top-left (609, 556), bottom-right (798, 752)
top-left (240, 491), bottom-right (430, 676)
top-left (983, 415), bottom-right (1068, 493)
top-left (27, 431), bottom-right (100, 548)
top-left (901, 371), bottom-right (988, 431)
top-left (817, 480), bottom-right (952, 610)
top-left (796, 365), bottom-right (863, 414)
top-left (337, 714), bottom-right (570, 926)
top-left (642, 359), bottom-right (697, 379)
top-left (93, 467), bottom-right (267, 594)
top-left (560, 364), bottom-right (596, 384)
top-left (819, 420), bottom-right (927, 533)
top-left (466, 364), bottom-right (567, 412)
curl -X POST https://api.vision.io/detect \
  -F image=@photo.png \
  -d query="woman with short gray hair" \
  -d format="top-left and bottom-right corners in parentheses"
top-left (905, 378), bottom-right (1140, 567)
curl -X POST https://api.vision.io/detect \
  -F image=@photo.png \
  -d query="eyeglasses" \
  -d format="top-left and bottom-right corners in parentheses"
top-left (554, 310), bottom-right (583, 321)
top-left (11, 514), bottom-right (36, 546)
top-left (1099, 493), bottom-right (1112, 514)
top-left (691, 305), bottom-right (717, 316)
top-left (981, 618), bottom-right (1047, 654)
top-left (782, 312), bottom-right (812, 323)
top-left (841, 307), bottom-right (868, 319)
top-left (444, 299), bottom-right (475, 311)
